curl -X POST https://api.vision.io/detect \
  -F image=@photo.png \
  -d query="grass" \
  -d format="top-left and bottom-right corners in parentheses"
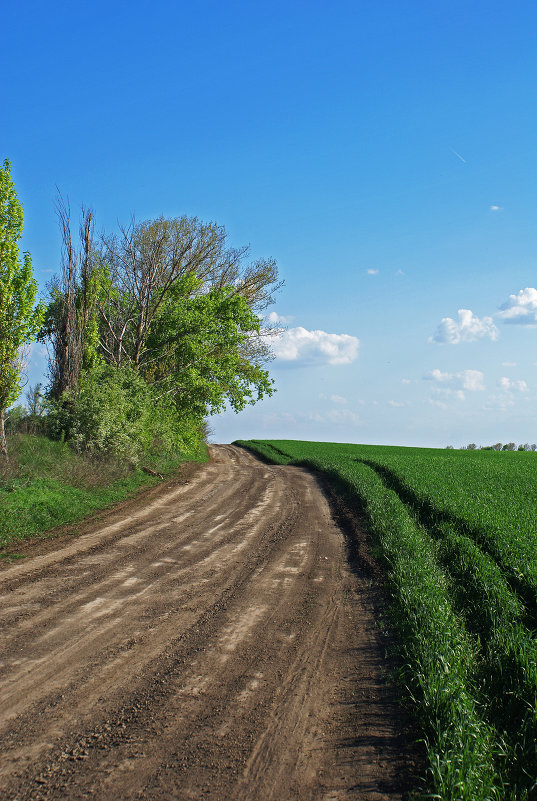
top-left (0, 433), bottom-right (208, 552)
top-left (237, 439), bottom-right (537, 801)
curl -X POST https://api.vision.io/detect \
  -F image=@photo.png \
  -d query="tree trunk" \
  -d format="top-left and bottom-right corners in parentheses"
top-left (0, 408), bottom-right (8, 463)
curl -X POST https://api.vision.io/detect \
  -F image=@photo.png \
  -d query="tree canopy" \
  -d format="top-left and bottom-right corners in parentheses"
top-left (41, 211), bottom-right (281, 460)
top-left (0, 160), bottom-right (44, 459)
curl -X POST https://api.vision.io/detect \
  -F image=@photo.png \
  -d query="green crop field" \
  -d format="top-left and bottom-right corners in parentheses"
top-left (237, 439), bottom-right (537, 801)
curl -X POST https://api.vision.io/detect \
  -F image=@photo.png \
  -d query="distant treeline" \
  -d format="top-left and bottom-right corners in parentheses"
top-left (450, 443), bottom-right (537, 451)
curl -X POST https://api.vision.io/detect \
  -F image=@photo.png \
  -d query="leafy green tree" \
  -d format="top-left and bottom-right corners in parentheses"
top-left (41, 212), bottom-right (280, 458)
top-left (0, 161), bottom-right (44, 460)
top-left (145, 279), bottom-right (274, 418)
top-left (96, 215), bottom-right (280, 371)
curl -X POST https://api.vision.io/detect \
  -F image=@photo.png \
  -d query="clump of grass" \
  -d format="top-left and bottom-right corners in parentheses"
top-left (1, 433), bottom-right (131, 489)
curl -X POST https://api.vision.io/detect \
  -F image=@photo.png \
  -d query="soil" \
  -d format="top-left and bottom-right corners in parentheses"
top-left (0, 445), bottom-right (421, 800)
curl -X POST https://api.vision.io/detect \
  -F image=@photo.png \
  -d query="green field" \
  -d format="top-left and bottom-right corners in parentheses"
top-left (237, 439), bottom-right (537, 801)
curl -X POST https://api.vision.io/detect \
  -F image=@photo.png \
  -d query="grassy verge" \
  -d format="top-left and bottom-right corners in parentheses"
top-left (0, 433), bottom-right (208, 553)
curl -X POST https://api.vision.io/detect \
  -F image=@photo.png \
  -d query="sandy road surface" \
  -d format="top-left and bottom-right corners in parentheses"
top-left (0, 445), bottom-right (416, 801)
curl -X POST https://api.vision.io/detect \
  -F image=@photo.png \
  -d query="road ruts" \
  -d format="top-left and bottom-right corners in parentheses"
top-left (0, 445), bottom-right (417, 801)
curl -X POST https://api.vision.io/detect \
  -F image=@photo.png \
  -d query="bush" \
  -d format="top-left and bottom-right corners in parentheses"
top-left (46, 365), bottom-right (202, 464)
top-left (4, 404), bottom-right (27, 434)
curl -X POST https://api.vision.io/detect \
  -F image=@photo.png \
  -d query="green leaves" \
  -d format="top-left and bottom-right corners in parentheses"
top-left (145, 284), bottom-right (273, 418)
top-left (38, 209), bottom-right (280, 462)
top-left (45, 364), bottom-right (203, 464)
top-left (0, 160), bottom-right (44, 413)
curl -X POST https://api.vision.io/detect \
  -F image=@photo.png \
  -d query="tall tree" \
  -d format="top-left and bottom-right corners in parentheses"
top-left (144, 281), bottom-right (274, 418)
top-left (41, 211), bottom-right (281, 453)
top-left (43, 195), bottom-right (96, 399)
top-left (96, 216), bottom-right (281, 371)
top-left (0, 161), bottom-right (44, 460)
top-left (26, 382), bottom-right (44, 416)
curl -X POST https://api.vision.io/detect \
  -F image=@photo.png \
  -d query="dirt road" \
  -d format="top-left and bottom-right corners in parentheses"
top-left (0, 445), bottom-right (417, 800)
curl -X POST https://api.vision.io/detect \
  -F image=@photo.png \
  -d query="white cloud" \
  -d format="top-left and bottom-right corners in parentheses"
top-left (367, 268), bottom-right (379, 275)
top-left (460, 369), bottom-right (485, 391)
top-left (502, 361), bottom-right (517, 367)
top-left (396, 269), bottom-right (406, 276)
top-left (325, 408), bottom-right (361, 424)
top-left (429, 398), bottom-right (448, 410)
top-left (401, 378), bottom-right (411, 384)
top-left (499, 377), bottom-right (528, 392)
top-left (388, 400), bottom-right (406, 408)
top-left (497, 288), bottom-right (537, 325)
top-left (319, 392), bottom-right (348, 405)
top-left (424, 368), bottom-right (452, 382)
top-left (483, 394), bottom-right (515, 411)
top-left (272, 326), bottom-right (359, 366)
top-left (490, 205), bottom-right (503, 212)
top-left (431, 387), bottom-right (466, 402)
top-left (330, 394), bottom-right (348, 404)
top-left (424, 368), bottom-right (485, 393)
top-left (430, 309), bottom-right (499, 344)
top-left (266, 310), bottom-right (294, 324)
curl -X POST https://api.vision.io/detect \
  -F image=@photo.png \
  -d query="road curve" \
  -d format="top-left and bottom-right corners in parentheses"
top-left (0, 445), bottom-right (416, 801)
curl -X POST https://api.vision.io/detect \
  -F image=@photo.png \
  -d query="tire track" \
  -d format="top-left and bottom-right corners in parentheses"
top-left (0, 446), bottom-right (417, 800)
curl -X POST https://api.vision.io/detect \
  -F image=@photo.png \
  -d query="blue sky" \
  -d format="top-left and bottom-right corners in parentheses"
top-left (3, 0), bottom-right (537, 447)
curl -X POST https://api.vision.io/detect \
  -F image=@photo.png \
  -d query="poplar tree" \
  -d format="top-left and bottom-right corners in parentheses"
top-left (0, 160), bottom-right (44, 460)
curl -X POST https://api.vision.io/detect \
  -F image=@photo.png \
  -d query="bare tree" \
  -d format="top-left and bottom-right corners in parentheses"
top-left (26, 382), bottom-right (43, 416)
top-left (47, 195), bottom-right (95, 399)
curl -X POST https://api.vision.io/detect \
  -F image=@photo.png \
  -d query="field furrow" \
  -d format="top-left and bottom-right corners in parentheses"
top-left (240, 439), bottom-right (537, 801)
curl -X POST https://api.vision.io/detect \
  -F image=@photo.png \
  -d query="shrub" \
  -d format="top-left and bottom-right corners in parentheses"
top-left (46, 365), bottom-right (199, 464)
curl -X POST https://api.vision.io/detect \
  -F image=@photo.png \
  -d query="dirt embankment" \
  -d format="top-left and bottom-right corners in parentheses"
top-left (0, 445), bottom-right (418, 800)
